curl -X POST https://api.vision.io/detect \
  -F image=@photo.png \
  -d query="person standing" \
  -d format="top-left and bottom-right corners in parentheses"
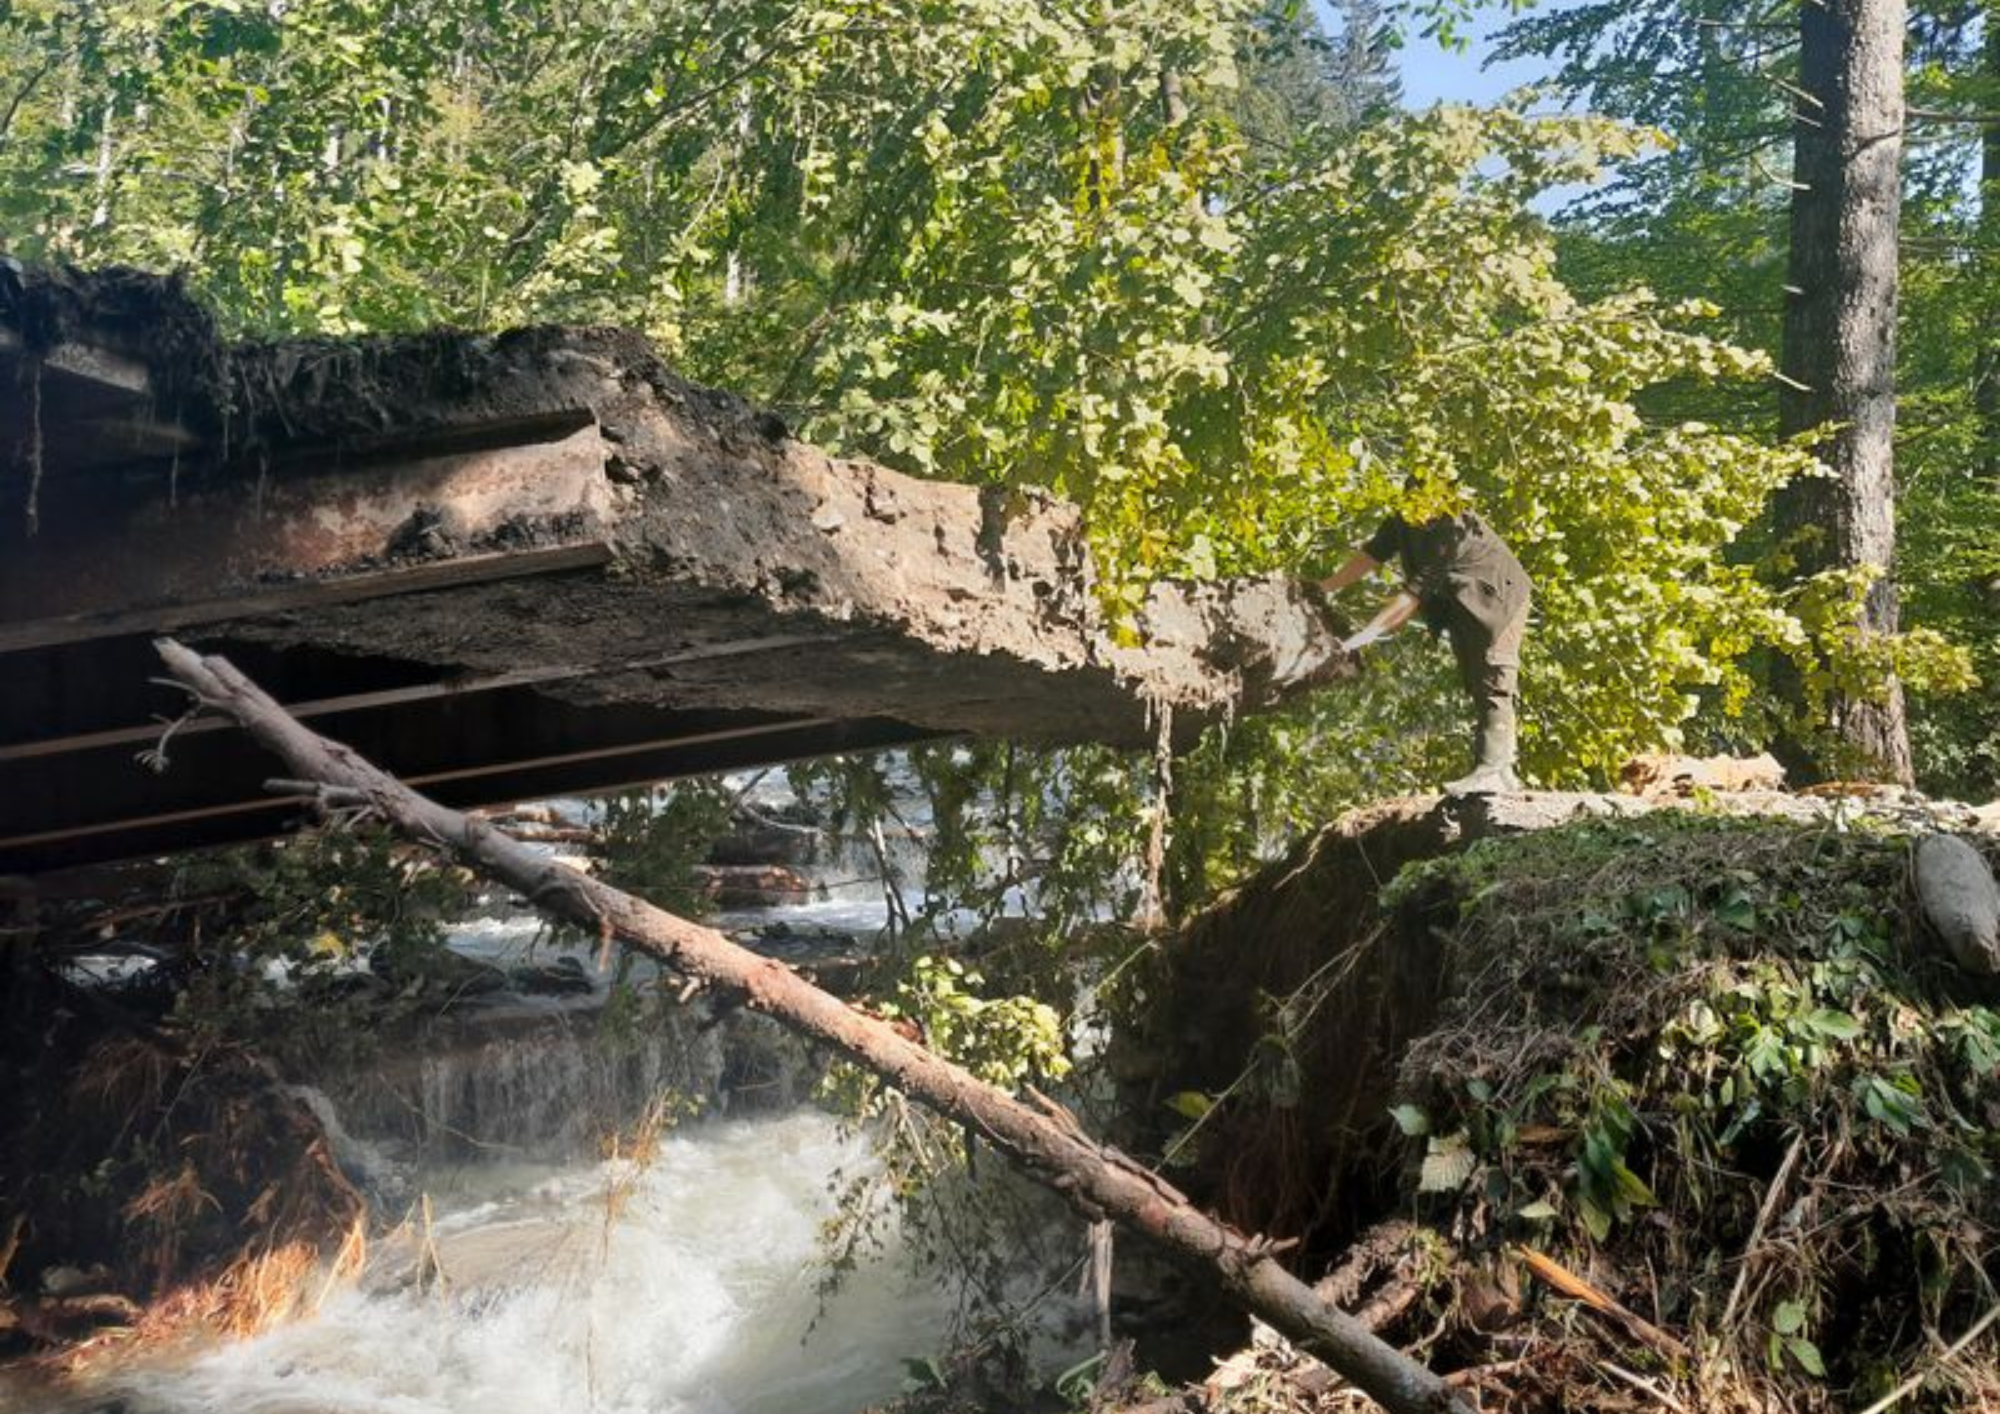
top-left (1318, 507), bottom-right (1532, 795)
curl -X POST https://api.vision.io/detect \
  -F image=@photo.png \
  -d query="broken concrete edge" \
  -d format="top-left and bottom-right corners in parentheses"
top-left (0, 260), bottom-right (223, 410)
top-left (5, 264), bottom-right (1358, 741)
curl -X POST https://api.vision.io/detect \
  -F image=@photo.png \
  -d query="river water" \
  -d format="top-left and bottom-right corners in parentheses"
top-left (2, 775), bottom-right (1100, 1414)
top-left (11, 906), bottom-right (958, 1414)
top-left (76, 1112), bottom-right (952, 1414)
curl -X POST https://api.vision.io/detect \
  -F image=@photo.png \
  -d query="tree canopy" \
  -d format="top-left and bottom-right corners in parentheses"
top-left (0, 0), bottom-right (1981, 879)
top-left (1490, 0), bottom-right (1996, 796)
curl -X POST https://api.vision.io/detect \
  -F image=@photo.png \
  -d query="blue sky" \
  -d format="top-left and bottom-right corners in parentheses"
top-left (1394, 12), bottom-right (1550, 109)
top-left (1306, 3), bottom-right (1556, 110)
top-left (1310, 4), bottom-right (1590, 212)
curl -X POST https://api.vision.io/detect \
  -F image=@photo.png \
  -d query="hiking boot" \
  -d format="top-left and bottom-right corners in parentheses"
top-left (1443, 761), bottom-right (1522, 796)
top-left (1445, 679), bottom-right (1521, 796)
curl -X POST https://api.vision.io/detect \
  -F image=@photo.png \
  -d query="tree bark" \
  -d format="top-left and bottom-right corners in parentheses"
top-left (154, 639), bottom-right (1474, 1414)
top-left (1976, 0), bottom-right (2000, 478)
top-left (1774, 0), bottom-right (1912, 784)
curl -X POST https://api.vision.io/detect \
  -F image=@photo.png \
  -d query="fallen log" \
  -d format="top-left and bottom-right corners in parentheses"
top-left (0, 1291), bottom-right (143, 1343)
top-left (154, 639), bottom-right (1471, 1414)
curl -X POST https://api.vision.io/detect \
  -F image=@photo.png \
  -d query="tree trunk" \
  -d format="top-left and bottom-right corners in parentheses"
top-left (1774, 0), bottom-right (1912, 783)
top-left (154, 639), bottom-right (1476, 1414)
top-left (1976, 0), bottom-right (2000, 478)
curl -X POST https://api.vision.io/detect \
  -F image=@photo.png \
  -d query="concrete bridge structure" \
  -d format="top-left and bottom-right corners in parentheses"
top-left (0, 268), bottom-right (1350, 878)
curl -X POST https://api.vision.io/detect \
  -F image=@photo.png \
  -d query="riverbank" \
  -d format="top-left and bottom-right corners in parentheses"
top-left (8, 781), bottom-right (1998, 1413)
top-left (1113, 790), bottom-right (2000, 1411)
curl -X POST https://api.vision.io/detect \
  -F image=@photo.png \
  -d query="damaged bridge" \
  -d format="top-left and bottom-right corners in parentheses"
top-left (1, 268), bottom-right (1350, 875)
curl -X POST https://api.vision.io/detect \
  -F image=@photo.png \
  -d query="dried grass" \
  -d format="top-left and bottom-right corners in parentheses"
top-left (3, 1030), bottom-right (366, 1364)
top-left (132, 1215), bottom-right (366, 1346)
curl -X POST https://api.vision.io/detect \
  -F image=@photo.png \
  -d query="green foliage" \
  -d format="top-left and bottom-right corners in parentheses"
top-left (154, 786), bottom-right (732, 1061)
top-left (1382, 811), bottom-right (2000, 1396)
top-left (589, 782), bottom-right (731, 917)
top-left (793, 742), bottom-right (1160, 1002)
top-left (820, 954), bottom-right (1069, 1131)
top-left (168, 826), bottom-right (472, 1060)
top-left (878, 954), bottom-right (1073, 1093)
top-left (1, 0), bottom-right (1948, 798)
top-left (182, 826), bottom-right (467, 973)
top-left (1490, 0), bottom-right (1995, 794)
top-left (1899, 279), bottom-right (2000, 799)
top-left (6, 10), bottom-right (1989, 1385)
top-left (1233, 0), bottom-right (1399, 152)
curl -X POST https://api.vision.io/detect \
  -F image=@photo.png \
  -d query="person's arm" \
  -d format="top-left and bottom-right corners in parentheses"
top-left (1341, 588), bottom-right (1421, 652)
top-left (1316, 549), bottom-right (1381, 594)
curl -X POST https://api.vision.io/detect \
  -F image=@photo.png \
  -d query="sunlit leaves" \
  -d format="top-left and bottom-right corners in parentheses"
top-left (0, 0), bottom-right (1955, 797)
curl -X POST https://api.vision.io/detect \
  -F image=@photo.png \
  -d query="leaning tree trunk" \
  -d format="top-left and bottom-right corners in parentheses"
top-left (154, 640), bottom-right (1476, 1414)
top-left (1775, 0), bottom-right (1912, 784)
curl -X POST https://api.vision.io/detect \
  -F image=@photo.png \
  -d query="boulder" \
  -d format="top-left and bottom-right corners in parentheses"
top-left (698, 864), bottom-right (815, 908)
top-left (1913, 833), bottom-right (2000, 975)
top-left (507, 956), bottom-right (596, 996)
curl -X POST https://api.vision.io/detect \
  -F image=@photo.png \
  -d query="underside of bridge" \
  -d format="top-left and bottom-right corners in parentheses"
top-left (1, 267), bottom-right (1351, 878)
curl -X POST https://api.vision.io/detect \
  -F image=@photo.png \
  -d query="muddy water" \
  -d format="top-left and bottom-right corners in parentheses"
top-left (66, 884), bottom-right (942, 1414)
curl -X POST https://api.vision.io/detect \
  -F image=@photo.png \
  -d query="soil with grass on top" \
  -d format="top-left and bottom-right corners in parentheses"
top-left (1115, 792), bottom-right (2000, 1413)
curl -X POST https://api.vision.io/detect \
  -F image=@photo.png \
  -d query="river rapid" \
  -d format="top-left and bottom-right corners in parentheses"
top-left (2, 782), bottom-right (1037, 1414)
top-left (5, 898), bottom-right (957, 1414)
top-left (69, 1112), bottom-right (952, 1414)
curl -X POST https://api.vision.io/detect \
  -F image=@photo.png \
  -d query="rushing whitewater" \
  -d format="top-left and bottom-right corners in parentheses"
top-left (77, 1113), bottom-right (948, 1414)
top-left (2, 776), bottom-right (1044, 1414)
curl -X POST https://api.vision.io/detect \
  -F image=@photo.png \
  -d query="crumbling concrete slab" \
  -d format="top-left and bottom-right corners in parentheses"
top-left (1, 268), bottom-right (1354, 872)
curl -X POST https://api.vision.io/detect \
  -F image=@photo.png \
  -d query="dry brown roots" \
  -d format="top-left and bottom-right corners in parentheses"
top-left (1, 1031), bottom-right (365, 1362)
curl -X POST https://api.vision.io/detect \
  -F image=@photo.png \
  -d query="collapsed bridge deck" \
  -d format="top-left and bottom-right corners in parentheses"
top-left (1, 268), bottom-right (1349, 876)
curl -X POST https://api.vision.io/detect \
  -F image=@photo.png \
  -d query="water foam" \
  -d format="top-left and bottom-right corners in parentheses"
top-left (90, 1113), bottom-right (947, 1414)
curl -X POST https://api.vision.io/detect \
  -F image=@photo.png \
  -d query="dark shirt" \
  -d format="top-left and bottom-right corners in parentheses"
top-left (1364, 511), bottom-right (1529, 635)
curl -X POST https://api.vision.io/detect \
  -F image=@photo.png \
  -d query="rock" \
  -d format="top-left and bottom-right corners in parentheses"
top-left (508, 956), bottom-right (596, 996)
top-left (1913, 833), bottom-right (2000, 975)
top-left (370, 946), bottom-right (510, 1001)
top-left (737, 919), bottom-right (855, 953)
top-left (1618, 752), bottom-right (1785, 798)
top-left (698, 864), bottom-right (815, 908)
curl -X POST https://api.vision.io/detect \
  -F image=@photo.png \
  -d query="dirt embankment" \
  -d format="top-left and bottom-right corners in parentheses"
top-left (1120, 790), bottom-right (2000, 1412)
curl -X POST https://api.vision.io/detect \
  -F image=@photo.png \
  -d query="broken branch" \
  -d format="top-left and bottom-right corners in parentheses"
top-left (152, 637), bottom-right (1474, 1414)
top-left (1515, 1244), bottom-right (1690, 1361)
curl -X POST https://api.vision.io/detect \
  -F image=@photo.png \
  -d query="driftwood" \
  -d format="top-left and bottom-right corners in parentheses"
top-left (154, 639), bottom-right (1471, 1414)
top-left (0, 1291), bottom-right (143, 1342)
